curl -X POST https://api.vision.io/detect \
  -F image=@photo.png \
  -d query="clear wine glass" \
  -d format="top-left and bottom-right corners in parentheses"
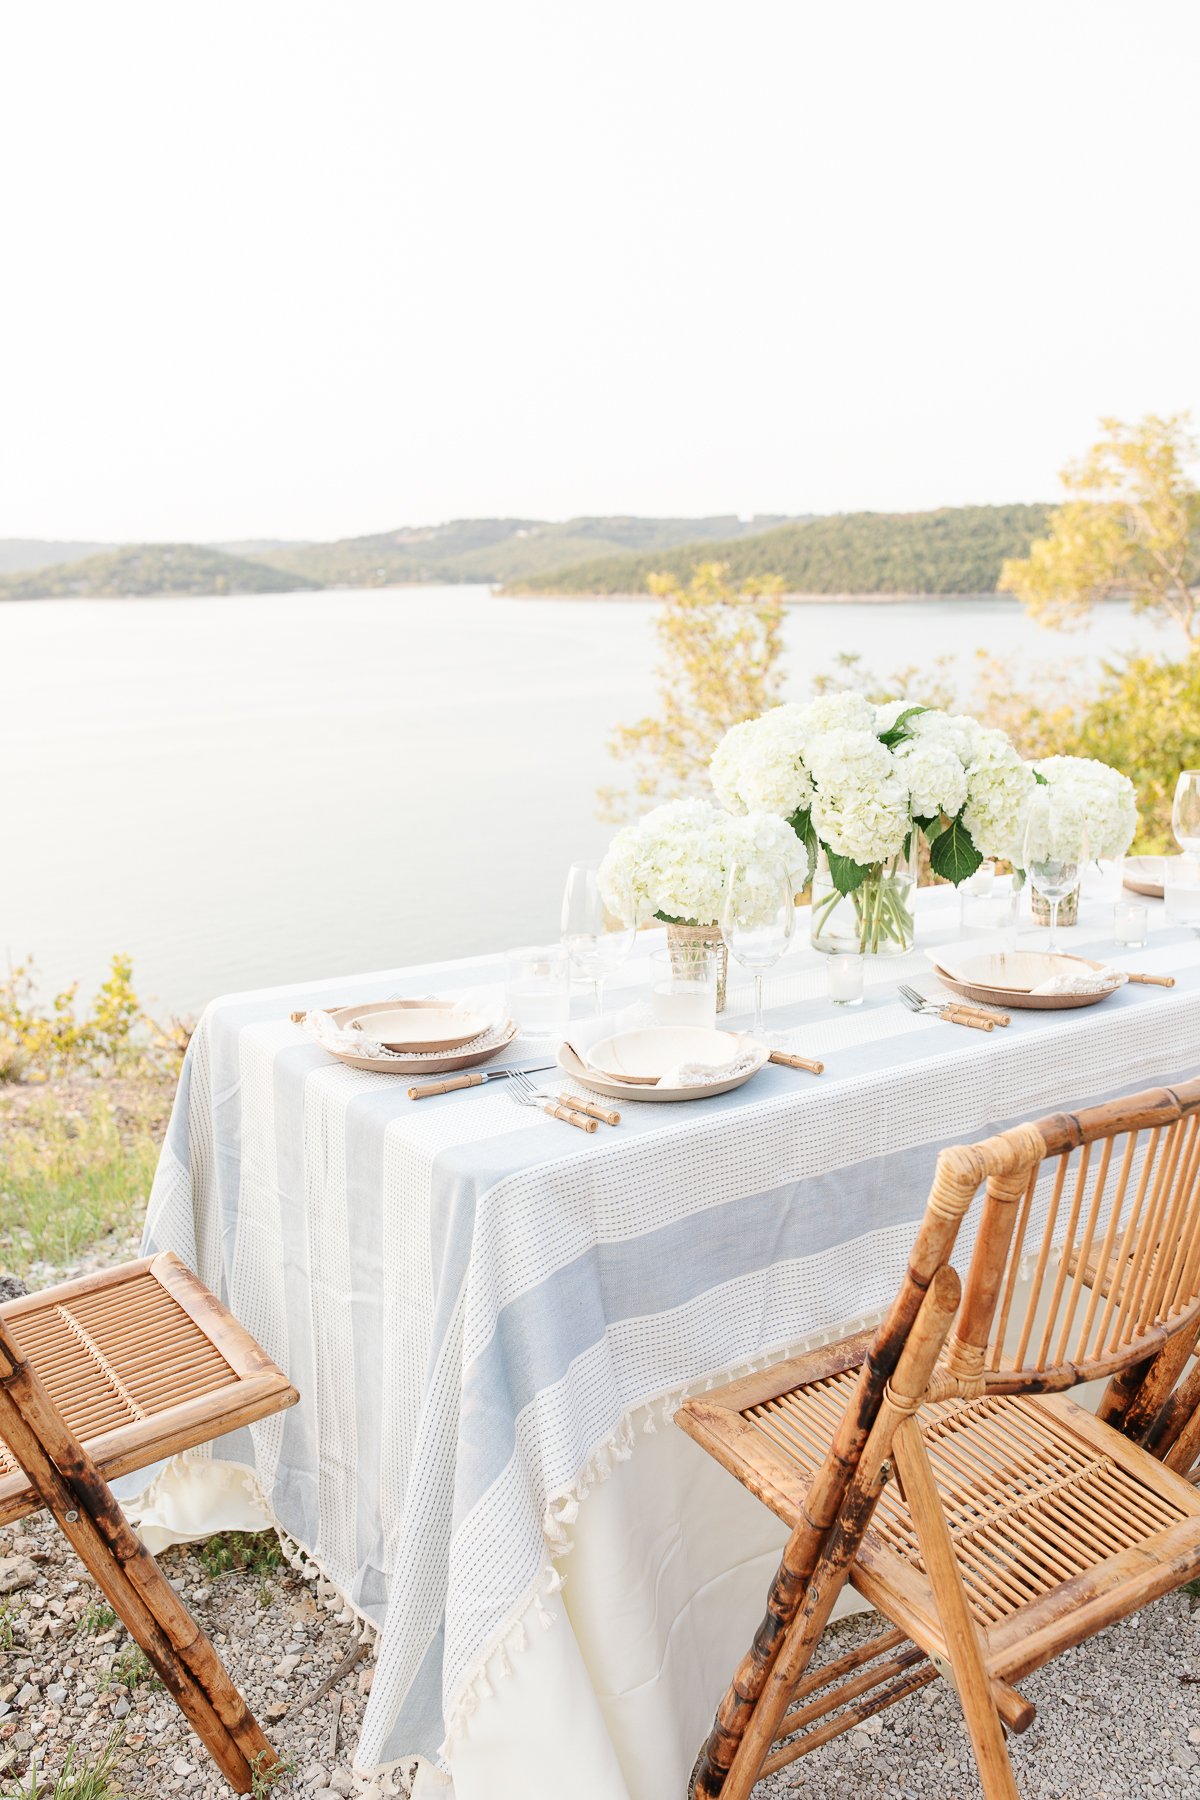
top-left (561, 860), bottom-right (637, 1015)
top-left (1023, 790), bottom-right (1087, 956)
top-left (720, 858), bottom-right (795, 1038)
top-left (1172, 772), bottom-right (1200, 858)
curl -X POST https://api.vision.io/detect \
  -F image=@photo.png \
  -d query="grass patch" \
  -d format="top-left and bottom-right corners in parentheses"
top-left (98, 1646), bottom-right (161, 1695)
top-left (195, 1530), bottom-right (283, 1583)
top-left (249, 1750), bottom-right (296, 1797)
top-left (1, 1731), bottom-right (127, 1799)
top-left (0, 1088), bottom-right (164, 1271)
top-left (75, 1600), bottom-right (117, 1637)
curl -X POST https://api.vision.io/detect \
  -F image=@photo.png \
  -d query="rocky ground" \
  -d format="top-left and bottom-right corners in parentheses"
top-left (748, 1596), bottom-right (1200, 1799)
top-left (0, 1509), bottom-right (413, 1798)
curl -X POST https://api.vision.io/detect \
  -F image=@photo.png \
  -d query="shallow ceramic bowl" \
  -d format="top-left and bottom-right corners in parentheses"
top-left (349, 1000), bottom-right (486, 1052)
top-left (585, 1026), bottom-right (742, 1084)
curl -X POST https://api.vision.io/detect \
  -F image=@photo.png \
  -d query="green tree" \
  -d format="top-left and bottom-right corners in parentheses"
top-left (600, 562), bottom-right (785, 819)
top-left (971, 648), bottom-right (1200, 852)
top-left (1000, 413), bottom-right (1200, 638)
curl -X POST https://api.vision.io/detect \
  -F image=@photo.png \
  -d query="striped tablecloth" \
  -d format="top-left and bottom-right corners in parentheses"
top-left (140, 886), bottom-right (1200, 1791)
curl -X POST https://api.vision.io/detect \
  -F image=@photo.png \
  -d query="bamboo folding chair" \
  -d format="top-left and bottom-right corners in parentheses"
top-left (0, 1251), bottom-right (298, 1794)
top-left (677, 1075), bottom-right (1200, 1800)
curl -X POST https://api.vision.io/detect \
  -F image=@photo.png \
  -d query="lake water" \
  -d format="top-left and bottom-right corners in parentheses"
top-left (0, 587), bottom-right (1158, 1017)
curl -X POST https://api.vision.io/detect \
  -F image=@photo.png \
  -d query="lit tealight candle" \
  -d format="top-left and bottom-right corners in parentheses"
top-left (1113, 901), bottom-right (1148, 949)
top-left (828, 952), bottom-right (865, 1007)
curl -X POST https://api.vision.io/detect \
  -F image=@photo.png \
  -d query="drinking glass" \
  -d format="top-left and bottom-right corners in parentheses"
top-left (1023, 791), bottom-right (1087, 955)
top-left (649, 946), bottom-right (719, 1029)
top-left (1164, 856), bottom-right (1200, 935)
top-left (561, 860), bottom-right (637, 1015)
top-left (720, 858), bottom-right (795, 1037)
top-left (507, 944), bottom-right (570, 1036)
top-left (1173, 772), bottom-right (1200, 856)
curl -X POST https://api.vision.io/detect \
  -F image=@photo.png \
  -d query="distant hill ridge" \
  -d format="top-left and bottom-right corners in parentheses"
top-left (502, 504), bottom-right (1052, 597)
top-left (254, 514), bottom-right (796, 588)
top-left (0, 505), bottom-right (1051, 599)
top-left (0, 544), bottom-right (320, 600)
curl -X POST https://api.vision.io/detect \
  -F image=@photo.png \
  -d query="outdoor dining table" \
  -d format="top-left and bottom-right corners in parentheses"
top-left (130, 885), bottom-right (1200, 1800)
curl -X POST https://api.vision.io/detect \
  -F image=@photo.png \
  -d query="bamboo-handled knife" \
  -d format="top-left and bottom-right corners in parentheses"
top-left (408, 1063), bottom-right (557, 1100)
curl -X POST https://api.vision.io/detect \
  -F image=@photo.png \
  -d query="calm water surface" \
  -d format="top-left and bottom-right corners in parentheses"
top-left (0, 587), bottom-right (1157, 1015)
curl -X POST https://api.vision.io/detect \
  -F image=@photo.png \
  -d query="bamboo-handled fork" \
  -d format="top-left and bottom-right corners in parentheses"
top-left (898, 984), bottom-right (994, 1032)
top-left (506, 1070), bottom-right (600, 1131)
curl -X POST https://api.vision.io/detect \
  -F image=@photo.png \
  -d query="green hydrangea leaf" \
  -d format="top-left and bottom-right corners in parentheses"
top-left (787, 806), bottom-right (819, 888)
top-left (928, 814), bottom-right (984, 885)
top-left (825, 849), bottom-right (872, 896)
top-left (877, 704), bottom-right (928, 749)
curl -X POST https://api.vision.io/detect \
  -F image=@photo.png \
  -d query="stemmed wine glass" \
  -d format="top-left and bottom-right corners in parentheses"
top-left (1023, 790), bottom-right (1087, 956)
top-left (561, 860), bottom-right (637, 1015)
top-left (1172, 772), bottom-right (1200, 860)
top-left (720, 858), bottom-right (795, 1039)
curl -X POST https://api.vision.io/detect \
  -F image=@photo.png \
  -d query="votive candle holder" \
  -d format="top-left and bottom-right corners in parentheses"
top-left (828, 952), bottom-right (864, 1007)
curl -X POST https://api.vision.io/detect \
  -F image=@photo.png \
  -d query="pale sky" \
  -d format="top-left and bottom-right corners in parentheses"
top-left (2, 1), bottom-right (1197, 543)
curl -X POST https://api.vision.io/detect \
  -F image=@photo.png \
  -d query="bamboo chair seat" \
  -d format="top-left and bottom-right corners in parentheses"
top-left (0, 1249), bottom-right (298, 1793)
top-left (0, 1252), bottom-right (293, 1528)
top-left (685, 1360), bottom-right (1200, 1687)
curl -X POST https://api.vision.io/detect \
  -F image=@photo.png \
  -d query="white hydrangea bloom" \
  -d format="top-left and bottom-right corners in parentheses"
top-left (1032, 755), bottom-right (1138, 861)
top-left (806, 729), bottom-right (911, 865)
top-left (893, 736), bottom-right (968, 821)
top-left (796, 692), bottom-right (877, 738)
top-left (909, 708), bottom-right (984, 765)
top-left (710, 705), bottom-right (813, 817)
top-left (598, 798), bottom-right (806, 926)
top-left (962, 730), bottom-right (1036, 860)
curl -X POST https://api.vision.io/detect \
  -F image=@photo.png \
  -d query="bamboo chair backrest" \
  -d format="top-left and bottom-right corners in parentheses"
top-left (938, 1078), bottom-right (1200, 1401)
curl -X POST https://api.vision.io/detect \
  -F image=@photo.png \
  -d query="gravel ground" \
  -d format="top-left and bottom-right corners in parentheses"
top-left (0, 1510), bottom-right (414, 1797)
top-left (8, 1480), bottom-right (1198, 1800)
top-left (743, 1597), bottom-right (1200, 1799)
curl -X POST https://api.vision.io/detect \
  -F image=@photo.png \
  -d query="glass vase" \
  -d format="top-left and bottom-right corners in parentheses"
top-left (810, 843), bottom-right (918, 957)
top-left (665, 921), bottom-right (728, 1011)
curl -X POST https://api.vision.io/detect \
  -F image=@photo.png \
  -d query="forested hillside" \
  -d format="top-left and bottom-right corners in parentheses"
top-left (504, 504), bottom-right (1052, 596)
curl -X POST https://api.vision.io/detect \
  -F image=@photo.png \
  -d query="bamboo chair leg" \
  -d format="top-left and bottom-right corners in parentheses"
top-left (891, 1417), bottom-right (1020, 1800)
top-left (0, 1354), bottom-right (274, 1793)
top-left (713, 1266), bottom-right (964, 1800)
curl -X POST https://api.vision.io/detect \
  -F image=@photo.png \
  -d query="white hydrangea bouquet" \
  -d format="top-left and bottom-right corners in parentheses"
top-left (1020, 754), bottom-right (1138, 926)
top-left (1027, 756), bottom-right (1138, 860)
top-left (710, 693), bottom-right (1034, 955)
top-left (598, 798), bottom-right (809, 1009)
top-left (598, 798), bottom-right (808, 927)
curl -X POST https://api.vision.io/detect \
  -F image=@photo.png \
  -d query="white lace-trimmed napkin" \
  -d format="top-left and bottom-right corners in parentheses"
top-left (655, 1043), bottom-right (762, 1088)
top-left (1029, 967), bottom-right (1126, 997)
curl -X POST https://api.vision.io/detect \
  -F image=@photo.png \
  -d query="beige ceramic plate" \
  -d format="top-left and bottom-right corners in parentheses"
top-left (1123, 855), bottom-right (1165, 900)
top-left (350, 1000), bottom-right (487, 1053)
top-left (585, 1025), bottom-right (743, 1084)
top-left (323, 1003), bottom-right (517, 1074)
top-left (557, 1039), bottom-right (768, 1103)
top-left (929, 953), bottom-right (1115, 1012)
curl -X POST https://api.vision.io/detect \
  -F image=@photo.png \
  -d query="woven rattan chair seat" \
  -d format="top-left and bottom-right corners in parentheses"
top-left (0, 1252), bottom-right (295, 1527)
top-left (687, 1351), bottom-right (1200, 1684)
